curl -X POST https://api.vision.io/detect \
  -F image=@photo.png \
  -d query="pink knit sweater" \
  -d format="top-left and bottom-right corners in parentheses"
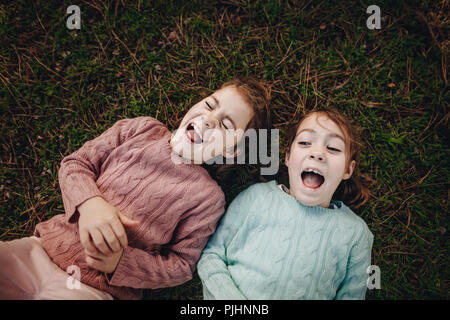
top-left (34, 116), bottom-right (225, 299)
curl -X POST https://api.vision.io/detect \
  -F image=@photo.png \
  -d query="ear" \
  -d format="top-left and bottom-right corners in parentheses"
top-left (343, 160), bottom-right (356, 180)
top-left (223, 147), bottom-right (241, 159)
top-left (285, 151), bottom-right (290, 167)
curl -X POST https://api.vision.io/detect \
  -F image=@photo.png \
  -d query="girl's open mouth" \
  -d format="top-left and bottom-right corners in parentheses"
top-left (186, 123), bottom-right (203, 144)
top-left (301, 169), bottom-right (325, 189)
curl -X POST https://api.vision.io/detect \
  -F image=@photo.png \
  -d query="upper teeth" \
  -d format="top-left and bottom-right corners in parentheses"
top-left (190, 123), bottom-right (202, 140)
top-left (305, 168), bottom-right (322, 176)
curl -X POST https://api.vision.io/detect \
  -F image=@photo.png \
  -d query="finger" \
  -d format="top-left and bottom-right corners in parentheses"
top-left (110, 217), bottom-right (128, 249)
top-left (85, 248), bottom-right (107, 260)
top-left (118, 212), bottom-right (139, 227)
top-left (80, 229), bottom-right (98, 254)
top-left (90, 228), bottom-right (113, 255)
top-left (99, 224), bottom-right (121, 252)
top-left (86, 255), bottom-right (105, 272)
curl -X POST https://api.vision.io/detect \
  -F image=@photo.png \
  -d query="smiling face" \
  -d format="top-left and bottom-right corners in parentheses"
top-left (285, 113), bottom-right (356, 208)
top-left (170, 85), bottom-right (254, 164)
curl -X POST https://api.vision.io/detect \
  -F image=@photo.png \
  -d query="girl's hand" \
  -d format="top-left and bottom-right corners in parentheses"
top-left (86, 248), bottom-right (124, 274)
top-left (77, 196), bottom-right (138, 256)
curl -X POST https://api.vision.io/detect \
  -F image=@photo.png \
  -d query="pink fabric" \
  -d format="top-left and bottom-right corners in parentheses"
top-left (32, 116), bottom-right (226, 299)
top-left (0, 237), bottom-right (113, 300)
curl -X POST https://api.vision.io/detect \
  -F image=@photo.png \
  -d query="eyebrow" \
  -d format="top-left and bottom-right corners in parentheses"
top-left (211, 96), bottom-right (220, 108)
top-left (297, 129), bottom-right (345, 142)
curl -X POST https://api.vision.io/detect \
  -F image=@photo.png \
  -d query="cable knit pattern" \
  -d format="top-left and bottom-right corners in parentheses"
top-left (197, 180), bottom-right (373, 300)
top-left (33, 116), bottom-right (225, 300)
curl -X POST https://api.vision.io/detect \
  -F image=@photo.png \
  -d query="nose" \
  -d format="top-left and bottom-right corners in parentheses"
top-left (309, 149), bottom-right (325, 162)
top-left (203, 112), bottom-right (217, 129)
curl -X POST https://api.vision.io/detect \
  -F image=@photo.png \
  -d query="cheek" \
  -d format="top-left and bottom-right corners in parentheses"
top-left (328, 155), bottom-right (348, 179)
top-left (180, 111), bottom-right (193, 128)
top-left (205, 130), bottom-right (226, 149)
top-left (222, 130), bottom-right (243, 150)
top-left (287, 149), bottom-right (306, 167)
top-left (184, 105), bottom-right (204, 120)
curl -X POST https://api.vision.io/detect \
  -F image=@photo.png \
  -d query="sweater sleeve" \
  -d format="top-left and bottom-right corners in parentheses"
top-left (197, 186), bottom-right (255, 300)
top-left (58, 117), bottom-right (165, 223)
top-left (106, 188), bottom-right (226, 289)
top-left (335, 223), bottom-right (374, 300)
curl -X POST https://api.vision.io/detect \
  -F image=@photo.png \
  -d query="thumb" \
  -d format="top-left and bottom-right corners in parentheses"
top-left (117, 212), bottom-right (139, 227)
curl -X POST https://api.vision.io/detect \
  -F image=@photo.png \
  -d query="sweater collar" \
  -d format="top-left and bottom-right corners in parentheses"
top-left (270, 180), bottom-right (344, 213)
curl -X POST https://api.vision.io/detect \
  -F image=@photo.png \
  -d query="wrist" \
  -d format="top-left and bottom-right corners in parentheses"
top-left (77, 196), bottom-right (103, 215)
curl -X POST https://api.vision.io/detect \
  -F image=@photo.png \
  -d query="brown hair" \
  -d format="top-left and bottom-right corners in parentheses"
top-left (284, 107), bottom-right (370, 208)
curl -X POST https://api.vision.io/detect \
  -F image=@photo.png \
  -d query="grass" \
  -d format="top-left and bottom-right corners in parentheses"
top-left (0, 0), bottom-right (448, 299)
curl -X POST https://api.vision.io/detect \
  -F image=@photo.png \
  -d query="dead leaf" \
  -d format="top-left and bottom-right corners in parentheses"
top-left (388, 82), bottom-right (396, 88)
top-left (320, 23), bottom-right (326, 30)
top-left (168, 30), bottom-right (177, 40)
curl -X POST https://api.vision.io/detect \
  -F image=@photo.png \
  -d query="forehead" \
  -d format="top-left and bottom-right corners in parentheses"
top-left (212, 85), bottom-right (245, 103)
top-left (297, 113), bottom-right (346, 139)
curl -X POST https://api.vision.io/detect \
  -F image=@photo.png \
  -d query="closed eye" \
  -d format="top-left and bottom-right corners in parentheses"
top-left (327, 146), bottom-right (341, 152)
top-left (298, 141), bottom-right (310, 146)
top-left (205, 101), bottom-right (213, 110)
top-left (222, 122), bottom-right (229, 130)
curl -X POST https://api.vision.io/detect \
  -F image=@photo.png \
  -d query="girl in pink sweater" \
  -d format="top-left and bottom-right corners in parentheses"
top-left (0, 78), bottom-right (271, 300)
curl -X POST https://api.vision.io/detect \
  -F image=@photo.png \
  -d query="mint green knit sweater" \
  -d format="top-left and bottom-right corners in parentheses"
top-left (197, 180), bottom-right (374, 300)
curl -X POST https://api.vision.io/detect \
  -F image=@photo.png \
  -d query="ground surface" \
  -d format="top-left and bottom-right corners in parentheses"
top-left (0, 0), bottom-right (448, 299)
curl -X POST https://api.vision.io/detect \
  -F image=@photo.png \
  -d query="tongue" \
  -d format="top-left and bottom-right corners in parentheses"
top-left (303, 172), bottom-right (322, 188)
top-left (188, 129), bottom-right (201, 143)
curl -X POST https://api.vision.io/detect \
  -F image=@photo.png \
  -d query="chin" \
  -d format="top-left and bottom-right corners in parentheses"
top-left (291, 189), bottom-right (326, 207)
top-left (298, 197), bottom-right (322, 207)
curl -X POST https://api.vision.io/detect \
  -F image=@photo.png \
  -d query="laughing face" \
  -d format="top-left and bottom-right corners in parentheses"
top-left (285, 113), bottom-right (356, 208)
top-left (170, 85), bottom-right (254, 164)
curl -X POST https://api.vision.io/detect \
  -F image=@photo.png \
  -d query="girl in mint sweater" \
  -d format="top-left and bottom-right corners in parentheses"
top-left (198, 107), bottom-right (374, 300)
